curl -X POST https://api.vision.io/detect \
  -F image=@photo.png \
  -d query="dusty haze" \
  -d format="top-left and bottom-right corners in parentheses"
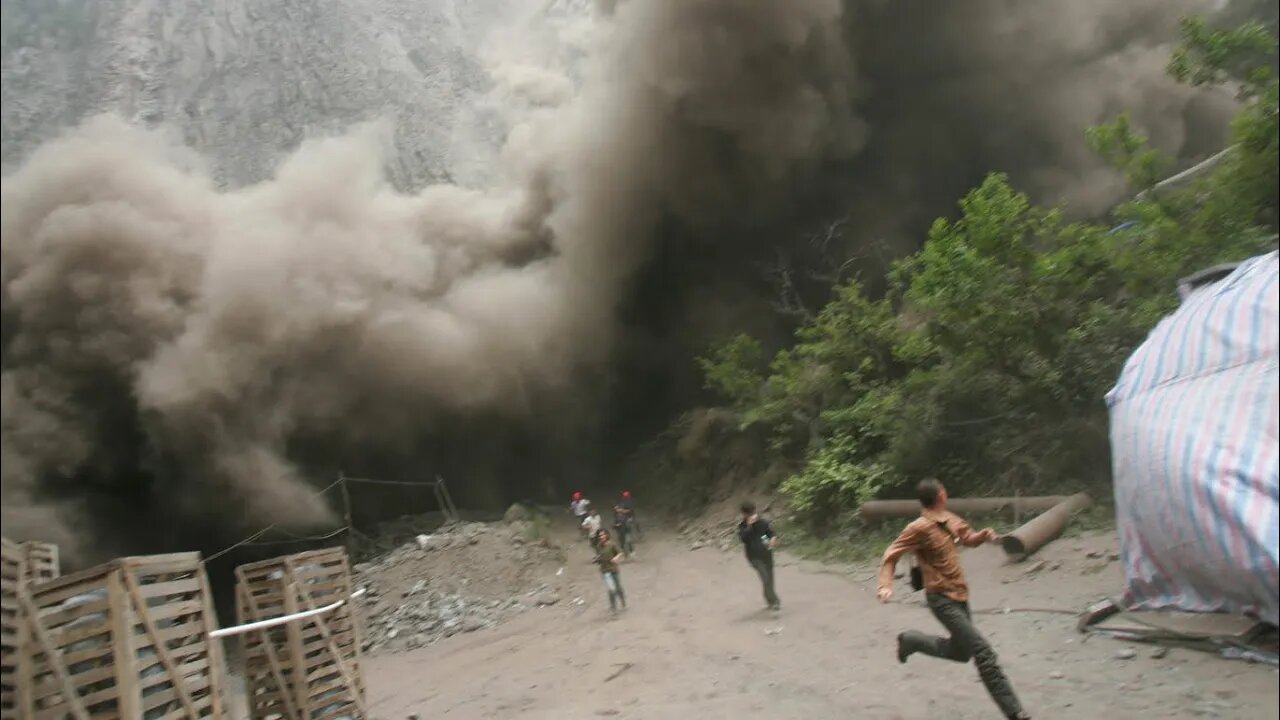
top-left (0, 0), bottom-right (1255, 564)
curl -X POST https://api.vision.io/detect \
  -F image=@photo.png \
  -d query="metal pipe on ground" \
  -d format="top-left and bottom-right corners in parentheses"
top-left (1000, 493), bottom-right (1094, 559)
top-left (859, 495), bottom-right (1074, 520)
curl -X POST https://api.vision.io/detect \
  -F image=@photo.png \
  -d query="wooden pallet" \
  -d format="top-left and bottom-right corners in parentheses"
top-left (2, 538), bottom-right (62, 720)
top-left (12, 552), bottom-right (226, 719)
top-left (1, 539), bottom-right (23, 720)
top-left (235, 547), bottom-right (365, 720)
top-left (22, 543), bottom-right (60, 586)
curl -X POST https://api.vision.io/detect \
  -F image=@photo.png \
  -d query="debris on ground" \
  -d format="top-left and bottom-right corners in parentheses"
top-left (355, 518), bottom-right (564, 653)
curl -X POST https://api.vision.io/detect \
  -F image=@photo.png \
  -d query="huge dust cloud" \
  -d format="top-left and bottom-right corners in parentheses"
top-left (0, 0), bottom-right (1242, 564)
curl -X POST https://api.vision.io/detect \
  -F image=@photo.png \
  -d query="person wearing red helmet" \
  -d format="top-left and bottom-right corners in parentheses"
top-left (612, 490), bottom-right (638, 557)
top-left (570, 491), bottom-right (590, 535)
top-left (616, 490), bottom-right (640, 537)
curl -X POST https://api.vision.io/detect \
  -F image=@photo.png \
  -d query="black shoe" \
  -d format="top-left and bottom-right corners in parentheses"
top-left (896, 633), bottom-right (910, 664)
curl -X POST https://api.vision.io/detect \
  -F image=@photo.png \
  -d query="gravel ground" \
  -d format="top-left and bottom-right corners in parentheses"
top-left (360, 515), bottom-right (1278, 719)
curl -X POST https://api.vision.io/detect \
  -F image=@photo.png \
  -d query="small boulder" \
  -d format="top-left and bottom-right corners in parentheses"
top-left (504, 503), bottom-right (533, 524)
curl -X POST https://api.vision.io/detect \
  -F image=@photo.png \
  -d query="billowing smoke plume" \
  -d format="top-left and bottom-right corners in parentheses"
top-left (0, 0), bottom-right (1251, 563)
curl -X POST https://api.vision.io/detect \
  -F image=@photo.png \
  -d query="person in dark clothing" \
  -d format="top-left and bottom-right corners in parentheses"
top-left (737, 501), bottom-right (780, 610)
top-left (618, 490), bottom-right (641, 537)
top-left (878, 479), bottom-right (1031, 720)
top-left (612, 503), bottom-right (636, 557)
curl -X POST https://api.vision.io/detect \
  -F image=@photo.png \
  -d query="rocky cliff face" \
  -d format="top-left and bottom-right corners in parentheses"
top-left (1, 0), bottom-right (583, 189)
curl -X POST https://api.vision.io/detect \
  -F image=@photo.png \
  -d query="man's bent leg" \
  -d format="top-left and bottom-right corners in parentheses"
top-left (614, 573), bottom-right (627, 608)
top-left (751, 556), bottom-right (780, 607)
top-left (748, 557), bottom-right (772, 606)
top-left (927, 594), bottom-right (1026, 719)
top-left (603, 572), bottom-right (619, 610)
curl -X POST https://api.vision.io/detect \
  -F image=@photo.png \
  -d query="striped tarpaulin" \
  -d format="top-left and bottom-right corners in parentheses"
top-left (1107, 250), bottom-right (1279, 625)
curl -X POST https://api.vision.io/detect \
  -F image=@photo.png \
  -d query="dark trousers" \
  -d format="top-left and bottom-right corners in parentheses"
top-left (900, 593), bottom-right (1024, 719)
top-left (615, 523), bottom-right (635, 554)
top-left (748, 554), bottom-right (780, 607)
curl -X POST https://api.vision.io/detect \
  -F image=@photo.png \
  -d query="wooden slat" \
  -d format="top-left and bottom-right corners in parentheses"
top-left (136, 577), bottom-right (201, 602)
top-left (121, 571), bottom-right (198, 718)
top-left (35, 596), bottom-right (111, 630)
top-left (236, 573), bottom-right (299, 720)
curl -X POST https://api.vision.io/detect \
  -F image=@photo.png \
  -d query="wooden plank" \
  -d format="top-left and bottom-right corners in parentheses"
top-left (282, 583), bottom-right (309, 717)
top-left (237, 576), bottom-right (299, 720)
top-left (28, 663), bottom-right (116, 699)
top-left (14, 588), bottom-right (33, 720)
top-left (284, 558), bottom-right (366, 717)
top-left (41, 642), bottom-right (113, 672)
top-left (33, 596), bottom-right (111, 630)
top-left (151, 692), bottom-right (213, 720)
top-left (136, 577), bottom-right (201, 602)
top-left (17, 590), bottom-right (90, 720)
top-left (47, 617), bottom-right (111, 651)
top-left (138, 656), bottom-right (211, 692)
top-left (23, 562), bottom-right (115, 602)
top-left (119, 554), bottom-right (202, 572)
top-left (194, 557), bottom-right (225, 720)
top-left (122, 571), bottom-right (199, 718)
top-left (106, 569), bottom-right (141, 720)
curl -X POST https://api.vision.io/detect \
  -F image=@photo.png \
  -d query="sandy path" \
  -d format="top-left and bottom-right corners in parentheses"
top-left (365, 521), bottom-right (1278, 719)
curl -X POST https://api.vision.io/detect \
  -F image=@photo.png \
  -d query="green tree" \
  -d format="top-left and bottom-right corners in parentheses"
top-left (683, 16), bottom-right (1279, 529)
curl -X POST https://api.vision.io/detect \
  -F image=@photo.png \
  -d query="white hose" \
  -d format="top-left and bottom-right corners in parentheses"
top-left (209, 587), bottom-right (366, 639)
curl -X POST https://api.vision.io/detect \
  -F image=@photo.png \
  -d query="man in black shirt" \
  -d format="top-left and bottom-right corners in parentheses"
top-left (738, 501), bottom-right (780, 610)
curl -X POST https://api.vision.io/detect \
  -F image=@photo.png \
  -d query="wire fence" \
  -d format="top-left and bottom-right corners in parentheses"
top-left (201, 473), bottom-right (461, 566)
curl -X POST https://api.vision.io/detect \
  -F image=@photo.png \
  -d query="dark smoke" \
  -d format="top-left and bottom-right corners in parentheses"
top-left (0, 0), bottom-right (1252, 565)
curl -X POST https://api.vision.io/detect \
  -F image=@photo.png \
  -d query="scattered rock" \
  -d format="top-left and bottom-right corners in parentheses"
top-left (1151, 646), bottom-right (1170, 659)
top-left (1115, 647), bottom-right (1137, 660)
top-left (1049, 670), bottom-right (1065, 679)
top-left (690, 541), bottom-right (706, 551)
top-left (354, 517), bottom-right (562, 654)
top-left (532, 590), bottom-right (560, 606)
top-left (1023, 560), bottom-right (1049, 575)
top-left (1108, 552), bottom-right (1121, 561)
top-left (503, 503), bottom-right (533, 524)
top-left (1087, 550), bottom-right (1105, 559)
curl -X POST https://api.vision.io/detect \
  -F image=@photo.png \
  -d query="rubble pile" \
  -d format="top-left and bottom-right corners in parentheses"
top-left (353, 517), bottom-right (564, 654)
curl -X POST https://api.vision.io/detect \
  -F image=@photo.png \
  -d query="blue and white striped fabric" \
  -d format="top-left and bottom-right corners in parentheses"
top-left (1107, 250), bottom-right (1279, 625)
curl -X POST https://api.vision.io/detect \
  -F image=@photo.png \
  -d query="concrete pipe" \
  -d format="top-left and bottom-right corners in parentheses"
top-left (1000, 493), bottom-right (1094, 559)
top-left (858, 495), bottom-right (1073, 520)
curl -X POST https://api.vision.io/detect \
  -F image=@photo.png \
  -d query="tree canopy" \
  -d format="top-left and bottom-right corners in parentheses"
top-left (692, 16), bottom-right (1279, 527)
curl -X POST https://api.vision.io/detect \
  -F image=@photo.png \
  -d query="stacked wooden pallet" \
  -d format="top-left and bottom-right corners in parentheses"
top-left (22, 544), bottom-right (60, 587)
top-left (2, 538), bottom-right (61, 720)
top-left (10, 552), bottom-right (226, 719)
top-left (235, 547), bottom-right (365, 720)
top-left (1, 539), bottom-right (24, 719)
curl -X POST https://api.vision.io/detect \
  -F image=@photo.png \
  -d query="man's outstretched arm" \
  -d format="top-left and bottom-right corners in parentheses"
top-left (877, 524), bottom-right (919, 602)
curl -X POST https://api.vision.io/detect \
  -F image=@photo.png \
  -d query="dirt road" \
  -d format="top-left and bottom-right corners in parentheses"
top-left (365, 520), bottom-right (1278, 719)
